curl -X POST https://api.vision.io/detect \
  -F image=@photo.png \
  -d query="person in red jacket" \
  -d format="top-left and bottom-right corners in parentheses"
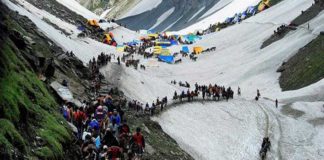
top-left (131, 127), bottom-right (145, 157)
top-left (74, 107), bottom-right (87, 140)
top-left (107, 146), bottom-right (123, 160)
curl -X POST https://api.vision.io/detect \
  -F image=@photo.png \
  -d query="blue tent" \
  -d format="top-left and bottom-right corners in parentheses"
top-left (182, 46), bottom-right (189, 53)
top-left (158, 55), bottom-right (174, 63)
top-left (170, 39), bottom-right (178, 45)
top-left (225, 17), bottom-right (233, 24)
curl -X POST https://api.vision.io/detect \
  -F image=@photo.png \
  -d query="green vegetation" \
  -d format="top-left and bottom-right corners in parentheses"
top-left (0, 9), bottom-right (73, 159)
top-left (0, 38), bottom-right (72, 159)
top-left (279, 35), bottom-right (324, 91)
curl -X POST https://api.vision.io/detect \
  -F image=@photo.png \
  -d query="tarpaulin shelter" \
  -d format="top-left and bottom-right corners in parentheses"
top-left (170, 39), bottom-right (178, 45)
top-left (225, 17), bottom-right (234, 24)
top-left (182, 46), bottom-right (190, 53)
top-left (258, 0), bottom-right (271, 11)
top-left (183, 34), bottom-right (201, 43)
top-left (246, 6), bottom-right (257, 15)
top-left (139, 30), bottom-right (148, 34)
top-left (158, 55), bottom-right (174, 63)
top-left (117, 45), bottom-right (125, 52)
top-left (148, 34), bottom-right (159, 39)
top-left (193, 46), bottom-right (203, 54)
top-left (160, 49), bottom-right (171, 55)
top-left (156, 41), bottom-right (171, 47)
top-left (87, 19), bottom-right (99, 27)
top-left (154, 46), bottom-right (162, 54)
top-left (241, 11), bottom-right (247, 20)
top-left (104, 34), bottom-right (112, 41)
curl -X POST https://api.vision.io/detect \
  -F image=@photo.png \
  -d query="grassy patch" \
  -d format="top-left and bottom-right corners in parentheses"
top-left (279, 35), bottom-right (324, 90)
top-left (0, 38), bottom-right (72, 159)
top-left (0, 119), bottom-right (26, 156)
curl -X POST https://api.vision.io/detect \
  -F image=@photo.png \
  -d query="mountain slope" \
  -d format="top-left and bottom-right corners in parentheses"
top-left (116, 0), bottom-right (260, 32)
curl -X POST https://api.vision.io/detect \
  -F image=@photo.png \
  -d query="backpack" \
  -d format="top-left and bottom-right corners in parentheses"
top-left (63, 108), bottom-right (69, 120)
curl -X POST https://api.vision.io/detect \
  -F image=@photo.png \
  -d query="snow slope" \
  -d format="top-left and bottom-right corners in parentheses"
top-left (56, 0), bottom-right (99, 19)
top-left (117, 0), bottom-right (260, 32)
top-left (179, 0), bottom-right (260, 33)
top-left (119, 0), bottom-right (163, 19)
top-left (3, 0), bottom-right (117, 63)
top-left (152, 100), bottom-right (266, 160)
top-left (149, 7), bottom-right (175, 30)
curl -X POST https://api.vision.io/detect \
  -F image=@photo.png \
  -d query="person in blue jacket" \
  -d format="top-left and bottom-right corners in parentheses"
top-left (110, 110), bottom-right (121, 126)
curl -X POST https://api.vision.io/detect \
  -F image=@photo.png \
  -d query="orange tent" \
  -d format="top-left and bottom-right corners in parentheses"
top-left (87, 19), bottom-right (99, 27)
top-left (193, 46), bottom-right (203, 54)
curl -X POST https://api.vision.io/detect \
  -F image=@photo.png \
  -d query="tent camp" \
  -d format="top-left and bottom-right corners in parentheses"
top-left (193, 46), bottom-right (203, 54)
top-left (158, 55), bottom-right (174, 63)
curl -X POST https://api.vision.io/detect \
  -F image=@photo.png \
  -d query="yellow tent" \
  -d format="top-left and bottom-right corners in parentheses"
top-left (154, 46), bottom-right (162, 54)
top-left (160, 49), bottom-right (170, 56)
top-left (148, 34), bottom-right (159, 39)
top-left (117, 45), bottom-right (125, 52)
top-left (262, 0), bottom-right (271, 6)
top-left (104, 34), bottom-right (112, 41)
top-left (258, 0), bottom-right (271, 11)
top-left (87, 19), bottom-right (99, 27)
top-left (193, 46), bottom-right (203, 54)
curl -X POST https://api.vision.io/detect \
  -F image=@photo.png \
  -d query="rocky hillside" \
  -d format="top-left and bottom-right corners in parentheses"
top-left (0, 2), bottom-right (92, 159)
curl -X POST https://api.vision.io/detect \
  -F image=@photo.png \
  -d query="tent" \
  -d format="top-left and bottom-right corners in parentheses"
top-left (104, 34), bottom-right (112, 41)
top-left (258, 0), bottom-right (270, 11)
top-left (158, 55), bottom-right (174, 63)
top-left (139, 30), bottom-right (148, 34)
top-left (225, 17), bottom-right (234, 24)
top-left (160, 49), bottom-right (171, 55)
top-left (148, 34), bottom-right (159, 39)
top-left (87, 19), bottom-right (99, 27)
top-left (154, 46), bottom-right (162, 54)
top-left (246, 6), bottom-right (257, 15)
top-left (117, 45), bottom-right (125, 52)
top-left (193, 46), bottom-right (203, 54)
top-left (241, 11), bottom-right (247, 20)
top-left (170, 39), bottom-right (178, 45)
top-left (182, 46), bottom-right (190, 53)
top-left (156, 41), bottom-right (171, 47)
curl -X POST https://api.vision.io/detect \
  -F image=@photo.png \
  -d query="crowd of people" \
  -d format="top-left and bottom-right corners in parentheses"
top-left (274, 25), bottom-right (288, 36)
top-left (62, 94), bottom-right (147, 160)
top-left (173, 83), bottom-right (234, 102)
